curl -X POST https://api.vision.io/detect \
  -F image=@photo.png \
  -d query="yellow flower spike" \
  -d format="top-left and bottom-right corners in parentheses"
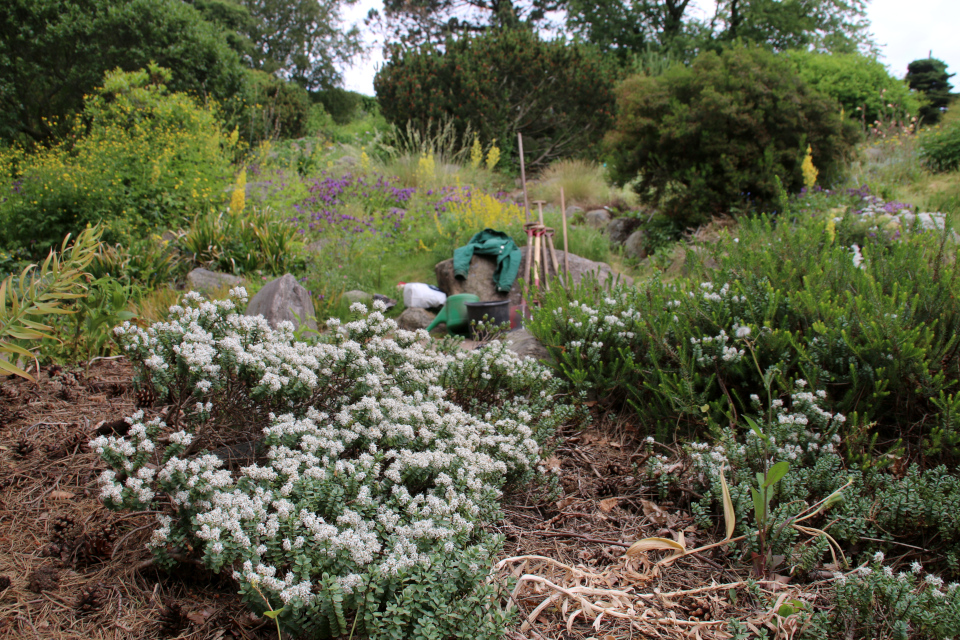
top-left (825, 217), bottom-right (836, 243)
top-left (802, 145), bottom-right (818, 190)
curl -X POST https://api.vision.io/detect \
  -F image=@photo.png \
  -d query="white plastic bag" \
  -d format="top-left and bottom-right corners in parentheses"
top-left (403, 283), bottom-right (447, 309)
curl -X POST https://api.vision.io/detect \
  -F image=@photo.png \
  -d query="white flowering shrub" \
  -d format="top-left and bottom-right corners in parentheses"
top-left (92, 289), bottom-right (571, 638)
top-left (801, 557), bottom-right (960, 639)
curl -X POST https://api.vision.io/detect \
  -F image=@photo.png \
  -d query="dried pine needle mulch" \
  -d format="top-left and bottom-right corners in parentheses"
top-left (0, 359), bottom-right (833, 640)
top-left (494, 418), bottom-right (835, 640)
top-left (0, 361), bottom-right (274, 640)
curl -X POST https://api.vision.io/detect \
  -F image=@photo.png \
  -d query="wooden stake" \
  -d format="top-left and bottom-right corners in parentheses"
top-left (522, 223), bottom-right (533, 289)
top-left (546, 228), bottom-right (563, 287)
top-left (560, 187), bottom-right (570, 280)
top-left (518, 132), bottom-right (531, 224)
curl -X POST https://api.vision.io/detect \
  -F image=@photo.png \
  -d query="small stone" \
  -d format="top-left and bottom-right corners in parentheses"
top-left (505, 328), bottom-right (550, 362)
top-left (344, 290), bottom-right (373, 305)
top-left (585, 209), bottom-right (612, 230)
top-left (186, 268), bottom-right (243, 295)
top-left (397, 308), bottom-right (436, 331)
top-left (245, 274), bottom-right (318, 331)
top-left (607, 216), bottom-right (643, 245)
top-left (624, 228), bottom-right (647, 260)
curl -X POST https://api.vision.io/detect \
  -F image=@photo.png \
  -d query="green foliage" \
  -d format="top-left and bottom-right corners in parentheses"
top-left (605, 46), bottom-right (860, 227)
top-left (907, 58), bottom-right (955, 125)
top-left (179, 208), bottom-right (304, 276)
top-left (802, 557), bottom-right (960, 639)
top-left (0, 0), bottom-right (247, 145)
top-left (93, 293), bottom-right (571, 638)
top-left (241, 70), bottom-right (313, 141)
top-left (0, 226), bottom-right (101, 381)
top-left (312, 87), bottom-right (364, 125)
top-left (786, 50), bottom-right (920, 127)
top-left (919, 120), bottom-right (960, 173)
top-left (0, 66), bottom-right (232, 255)
top-left (375, 28), bottom-right (620, 170)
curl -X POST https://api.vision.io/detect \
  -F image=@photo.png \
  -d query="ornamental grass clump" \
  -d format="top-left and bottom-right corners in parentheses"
top-left (92, 290), bottom-right (570, 638)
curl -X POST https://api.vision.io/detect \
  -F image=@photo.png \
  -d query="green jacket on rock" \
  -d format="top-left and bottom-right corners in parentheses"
top-left (452, 229), bottom-right (522, 293)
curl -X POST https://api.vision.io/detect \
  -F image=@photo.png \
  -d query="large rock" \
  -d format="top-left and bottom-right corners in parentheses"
top-left (505, 328), bottom-right (550, 361)
top-left (435, 246), bottom-right (633, 306)
top-left (186, 268), bottom-right (243, 295)
top-left (566, 205), bottom-right (584, 219)
top-left (585, 209), bottom-right (612, 230)
top-left (624, 228), bottom-right (647, 260)
top-left (245, 274), bottom-right (318, 332)
top-left (607, 217), bottom-right (643, 245)
top-left (343, 290), bottom-right (373, 305)
top-left (397, 308), bottom-right (436, 331)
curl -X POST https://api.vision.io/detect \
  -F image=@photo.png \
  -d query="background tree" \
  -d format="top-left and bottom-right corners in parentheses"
top-left (237, 0), bottom-right (364, 90)
top-left (369, 0), bottom-right (563, 47)
top-left (0, 0), bottom-right (246, 144)
top-left (907, 57), bottom-right (955, 125)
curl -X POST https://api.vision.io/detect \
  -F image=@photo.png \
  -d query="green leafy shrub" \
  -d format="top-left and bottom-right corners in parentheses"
top-left (605, 45), bottom-right (860, 227)
top-left (241, 70), bottom-right (313, 142)
top-left (92, 292), bottom-right (570, 638)
top-left (0, 0), bottom-right (247, 145)
top-left (374, 29), bottom-right (620, 170)
top-left (0, 66), bottom-right (232, 255)
top-left (919, 120), bottom-right (960, 172)
top-left (0, 226), bottom-right (101, 380)
top-left (527, 187), bottom-right (960, 456)
top-left (786, 50), bottom-right (920, 127)
top-left (907, 57), bottom-right (955, 125)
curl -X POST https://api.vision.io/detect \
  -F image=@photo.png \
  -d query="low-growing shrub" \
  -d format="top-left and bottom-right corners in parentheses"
top-left (605, 45), bottom-right (860, 227)
top-left (92, 291), bottom-right (571, 638)
top-left (919, 121), bottom-right (960, 172)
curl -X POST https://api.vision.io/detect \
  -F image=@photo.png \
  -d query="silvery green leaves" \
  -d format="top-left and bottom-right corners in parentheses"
top-left (92, 291), bottom-right (566, 638)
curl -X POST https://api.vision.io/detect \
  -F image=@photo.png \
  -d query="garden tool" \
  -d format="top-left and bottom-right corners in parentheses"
top-left (425, 293), bottom-right (480, 334)
top-left (533, 201), bottom-right (550, 292)
top-left (545, 227), bottom-right (564, 287)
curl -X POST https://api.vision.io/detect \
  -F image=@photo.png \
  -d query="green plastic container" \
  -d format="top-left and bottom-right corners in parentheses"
top-left (426, 294), bottom-right (480, 334)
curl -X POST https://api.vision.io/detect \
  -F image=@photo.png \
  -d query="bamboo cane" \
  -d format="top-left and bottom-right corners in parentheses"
top-left (546, 228), bottom-right (563, 287)
top-left (522, 223), bottom-right (534, 288)
top-left (533, 228), bottom-right (542, 290)
top-left (532, 201), bottom-right (549, 291)
top-left (518, 132), bottom-right (531, 224)
top-left (560, 187), bottom-right (570, 280)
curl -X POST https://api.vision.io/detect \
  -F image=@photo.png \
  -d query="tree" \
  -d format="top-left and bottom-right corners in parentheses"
top-left (907, 58), bottom-right (954, 125)
top-left (0, 0), bottom-right (246, 144)
top-left (565, 0), bottom-right (874, 60)
top-left (370, 0), bottom-right (563, 47)
top-left (237, 0), bottom-right (364, 90)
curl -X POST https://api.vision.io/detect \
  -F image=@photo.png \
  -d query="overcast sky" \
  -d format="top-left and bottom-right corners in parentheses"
top-left (339, 0), bottom-right (960, 96)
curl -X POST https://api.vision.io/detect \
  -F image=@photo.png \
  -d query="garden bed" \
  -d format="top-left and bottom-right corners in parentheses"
top-left (1, 360), bottom-right (836, 640)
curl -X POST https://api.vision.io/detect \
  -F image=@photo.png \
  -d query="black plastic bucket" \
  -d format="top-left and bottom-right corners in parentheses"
top-left (465, 300), bottom-right (510, 336)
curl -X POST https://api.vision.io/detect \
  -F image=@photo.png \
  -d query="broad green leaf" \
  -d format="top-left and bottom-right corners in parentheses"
top-left (262, 607), bottom-right (284, 620)
top-left (764, 461), bottom-right (789, 488)
top-left (751, 487), bottom-right (765, 525)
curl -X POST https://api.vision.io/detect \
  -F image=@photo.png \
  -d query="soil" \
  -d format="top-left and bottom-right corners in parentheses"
top-left (0, 361), bottom-right (813, 640)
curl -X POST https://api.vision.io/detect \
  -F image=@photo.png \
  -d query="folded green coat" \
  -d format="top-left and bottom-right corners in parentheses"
top-left (452, 229), bottom-right (522, 293)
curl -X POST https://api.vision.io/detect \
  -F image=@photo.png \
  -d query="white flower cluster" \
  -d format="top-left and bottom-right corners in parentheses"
top-left (95, 291), bottom-right (566, 626)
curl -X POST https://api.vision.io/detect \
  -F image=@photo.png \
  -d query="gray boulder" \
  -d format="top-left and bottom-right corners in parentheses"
top-left (505, 328), bottom-right (550, 362)
top-left (186, 268), bottom-right (243, 295)
top-left (565, 205), bottom-right (584, 219)
top-left (607, 217), bottom-right (643, 245)
top-left (245, 274), bottom-right (318, 332)
top-left (624, 229), bottom-right (647, 260)
top-left (435, 246), bottom-right (632, 307)
top-left (585, 209), bottom-right (612, 230)
top-left (397, 308), bottom-right (436, 331)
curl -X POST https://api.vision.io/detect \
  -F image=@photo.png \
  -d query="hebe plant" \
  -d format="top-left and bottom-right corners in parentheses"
top-left (92, 290), bottom-right (570, 638)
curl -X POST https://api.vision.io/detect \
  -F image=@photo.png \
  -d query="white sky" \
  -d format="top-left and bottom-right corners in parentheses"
top-left (339, 0), bottom-right (960, 96)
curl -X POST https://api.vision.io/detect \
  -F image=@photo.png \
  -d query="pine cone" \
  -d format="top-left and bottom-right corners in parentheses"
top-left (75, 582), bottom-right (107, 615)
top-left (13, 438), bottom-right (34, 459)
top-left (136, 386), bottom-right (157, 408)
top-left (158, 601), bottom-right (189, 636)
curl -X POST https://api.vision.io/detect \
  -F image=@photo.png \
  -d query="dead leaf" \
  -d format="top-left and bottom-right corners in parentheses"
top-left (641, 499), bottom-right (673, 526)
top-left (544, 456), bottom-right (562, 472)
top-left (48, 490), bottom-right (74, 500)
top-left (186, 608), bottom-right (214, 625)
top-left (599, 497), bottom-right (619, 513)
top-left (625, 537), bottom-right (685, 557)
top-left (556, 496), bottom-right (575, 510)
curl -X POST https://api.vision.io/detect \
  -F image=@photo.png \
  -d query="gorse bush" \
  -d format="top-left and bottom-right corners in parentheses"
top-left (92, 291), bottom-right (570, 638)
top-left (605, 45), bottom-right (860, 227)
top-left (0, 66), bottom-right (232, 255)
top-left (919, 120), bottom-right (960, 173)
top-left (375, 28), bottom-right (620, 170)
top-left (786, 50), bottom-right (920, 127)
